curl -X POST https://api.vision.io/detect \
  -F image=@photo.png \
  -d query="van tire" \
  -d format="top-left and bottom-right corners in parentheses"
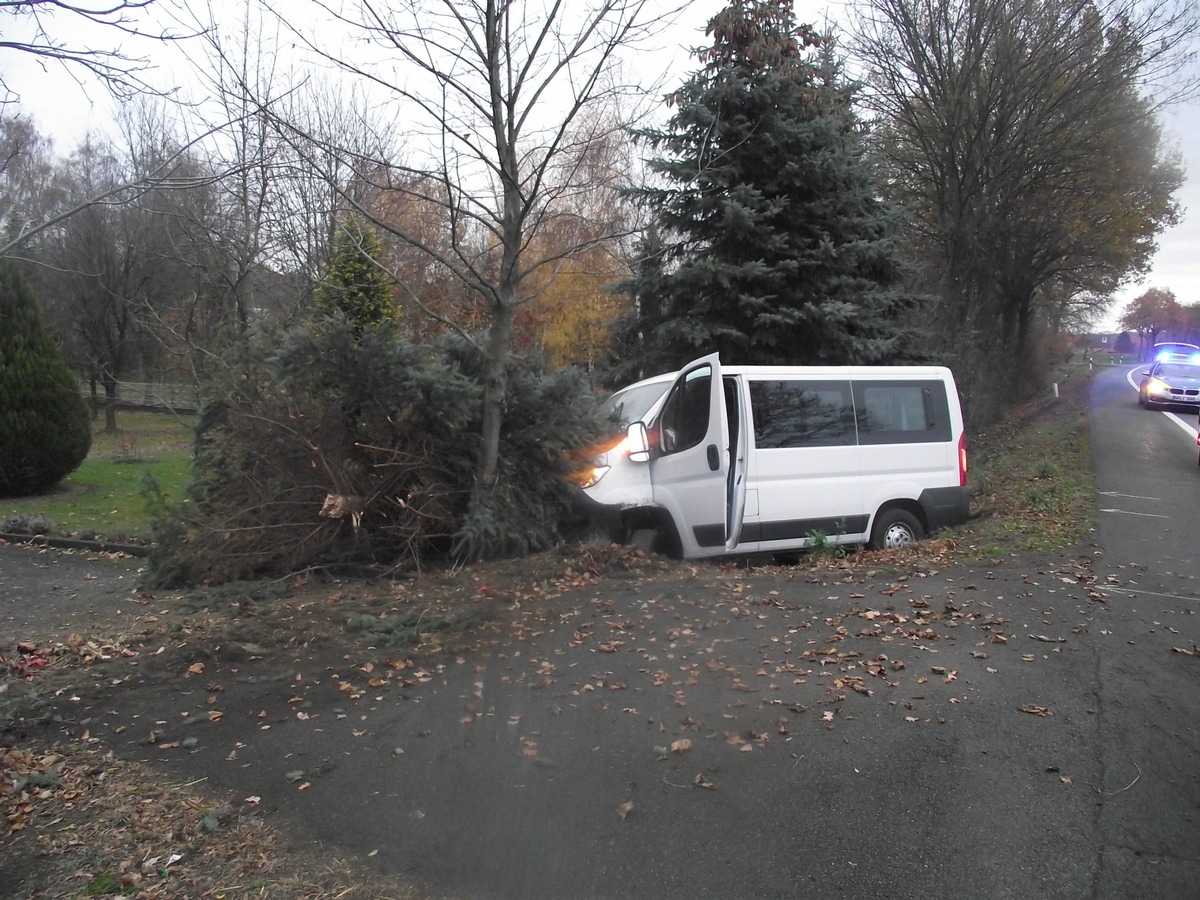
top-left (869, 509), bottom-right (923, 550)
top-left (630, 528), bottom-right (659, 554)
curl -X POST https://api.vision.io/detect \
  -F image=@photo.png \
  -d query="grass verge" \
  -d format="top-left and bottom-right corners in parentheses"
top-left (0, 411), bottom-right (193, 542)
top-left (960, 364), bottom-right (1096, 557)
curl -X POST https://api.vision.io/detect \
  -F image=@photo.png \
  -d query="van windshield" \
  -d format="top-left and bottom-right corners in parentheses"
top-left (604, 382), bottom-right (670, 428)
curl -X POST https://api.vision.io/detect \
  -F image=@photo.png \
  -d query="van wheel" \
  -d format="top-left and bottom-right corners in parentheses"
top-left (870, 510), bottom-right (923, 550)
top-left (630, 528), bottom-right (659, 554)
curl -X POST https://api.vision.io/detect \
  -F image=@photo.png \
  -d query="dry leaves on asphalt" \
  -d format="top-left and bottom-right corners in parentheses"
top-left (1, 737), bottom-right (420, 899)
top-left (1017, 704), bottom-right (1054, 717)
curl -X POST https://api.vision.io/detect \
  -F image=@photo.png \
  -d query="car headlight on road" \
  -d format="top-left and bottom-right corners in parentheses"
top-left (1147, 378), bottom-right (1170, 396)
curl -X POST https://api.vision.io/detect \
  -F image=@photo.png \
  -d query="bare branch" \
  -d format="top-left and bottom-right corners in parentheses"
top-left (0, 0), bottom-right (204, 105)
top-left (0, 114), bottom-right (255, 257)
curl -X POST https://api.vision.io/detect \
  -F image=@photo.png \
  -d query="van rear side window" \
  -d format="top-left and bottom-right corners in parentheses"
top-left (749, 380), bottom-right (855, 448)
top-left (749, 378), bottom-right (952, 449)
top-left (854, 381), bottom-right (951, 445)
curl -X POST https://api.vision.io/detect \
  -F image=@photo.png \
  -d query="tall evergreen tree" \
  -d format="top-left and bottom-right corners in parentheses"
top-left (313, 217), bottom-right (396, 337)
top-left (0, 260), bottom-right (92, 498)
top-left (615, 0), bottom-right (923, 371)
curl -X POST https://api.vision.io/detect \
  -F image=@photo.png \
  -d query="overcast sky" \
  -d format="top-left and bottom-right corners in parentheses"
top-left (2, 0), bottom-right (1197, 330)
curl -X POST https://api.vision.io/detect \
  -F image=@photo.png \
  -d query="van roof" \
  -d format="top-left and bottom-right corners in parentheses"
top-left (617, 363), bottom-right (955, 393)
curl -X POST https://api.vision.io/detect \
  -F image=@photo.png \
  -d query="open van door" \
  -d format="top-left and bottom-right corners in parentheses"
top-left (725, 375), bottom-right (748, 552)
top-left (647, 353), bottom-right (731, 557)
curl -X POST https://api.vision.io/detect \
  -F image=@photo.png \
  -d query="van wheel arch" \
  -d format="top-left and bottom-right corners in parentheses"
top-left (621, 508), bottom-right (683, 559)
top-left (869, 506), bottom-right (925, 550)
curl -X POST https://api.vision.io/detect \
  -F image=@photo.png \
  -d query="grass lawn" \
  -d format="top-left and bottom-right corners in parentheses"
top-left (0, 409), bottom-right (194, 542)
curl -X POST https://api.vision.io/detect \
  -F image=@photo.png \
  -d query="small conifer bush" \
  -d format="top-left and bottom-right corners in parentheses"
top-left (0, 261), bottom-right (91, 497)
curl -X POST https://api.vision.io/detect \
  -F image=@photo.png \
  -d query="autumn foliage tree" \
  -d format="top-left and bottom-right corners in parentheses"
top-left (526, 251), bottom-right (626, 368)
top-left (1119, 288), bottom-right (1185, 357)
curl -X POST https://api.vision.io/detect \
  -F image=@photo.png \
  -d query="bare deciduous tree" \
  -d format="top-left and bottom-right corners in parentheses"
top-left (0, 114), bottom-right (60, 239)
top-left (0, 0), bottom-right (190, 105)
top-left (169, 0), bottom-right (404, 325)
top-left (272, 0), bottom-right (667, 487)
top-left (30, 111), bottom-right (215, 428)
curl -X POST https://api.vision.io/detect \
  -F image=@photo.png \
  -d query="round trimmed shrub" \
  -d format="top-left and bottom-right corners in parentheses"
top-left (0, 261), bottom-right (91, 497)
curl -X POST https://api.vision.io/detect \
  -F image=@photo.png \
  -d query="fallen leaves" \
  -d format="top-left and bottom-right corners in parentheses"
top-left (928, 666), bottom-right (957, 684)
top-left (831, 675), bottom-right (872, 696)
top-left (4, 736), bottom-right (413, 897)
top-left (1017, 704), bottom-right (1053, 717)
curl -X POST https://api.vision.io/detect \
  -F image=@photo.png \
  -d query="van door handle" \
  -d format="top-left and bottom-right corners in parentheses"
top-left (707, 444), bottom-right (719, 471)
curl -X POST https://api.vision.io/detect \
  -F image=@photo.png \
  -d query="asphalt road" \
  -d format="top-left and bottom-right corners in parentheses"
top-left (5, 364), bottom-right (1199, 899)
top-left (0, 541), bottom-right (141, 641)
top-left (1083, 364), bottom-right (1200, 898)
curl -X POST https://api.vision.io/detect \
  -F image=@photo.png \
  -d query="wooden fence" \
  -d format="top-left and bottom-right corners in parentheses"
top-left (80, 381), bottom-right (198, 412)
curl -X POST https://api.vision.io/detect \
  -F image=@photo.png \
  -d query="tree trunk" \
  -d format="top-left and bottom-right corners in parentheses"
top-left (477, 299), bottom-right (516, 486)
top-left (102, 378), bottom-right (119, 432)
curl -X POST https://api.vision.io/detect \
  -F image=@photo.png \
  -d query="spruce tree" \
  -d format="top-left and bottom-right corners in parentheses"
top-left (0, 260), bottom-right (92, 497)
top-left (313, 217), bottom-right (396, 337)
top-left (617, 0), bottom-right (923, 369)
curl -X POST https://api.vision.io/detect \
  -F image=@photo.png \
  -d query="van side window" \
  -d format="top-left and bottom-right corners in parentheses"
top-left (854, 381), bottom-right (951, 444)
top-left (659, 365), bottom-right (712, 454)
top-left (749, 380), bottom-right (854, 448)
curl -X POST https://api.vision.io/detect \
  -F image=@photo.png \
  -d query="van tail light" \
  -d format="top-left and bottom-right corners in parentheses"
top-left (958, 433), bottom-right (968, 486)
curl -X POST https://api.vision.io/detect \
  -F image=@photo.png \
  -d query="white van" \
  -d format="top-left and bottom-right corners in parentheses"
top-left (579, 353), bottom-right (969, 558)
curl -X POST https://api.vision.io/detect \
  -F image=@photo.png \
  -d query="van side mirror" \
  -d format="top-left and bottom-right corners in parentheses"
top-left (627, 422), bottom-right (650, 463)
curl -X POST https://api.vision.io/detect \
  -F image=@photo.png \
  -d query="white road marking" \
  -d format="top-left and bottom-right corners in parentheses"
top-left (1098, 508), bottom-right (1168, 518)
top-left (1104, 585), bottom-right (1200, 602)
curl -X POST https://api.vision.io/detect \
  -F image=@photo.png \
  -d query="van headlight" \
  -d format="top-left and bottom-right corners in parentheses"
top-left (577, 464), bottom-right (611, 489)
top-left (575, 436), bottom-right (629, 489)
